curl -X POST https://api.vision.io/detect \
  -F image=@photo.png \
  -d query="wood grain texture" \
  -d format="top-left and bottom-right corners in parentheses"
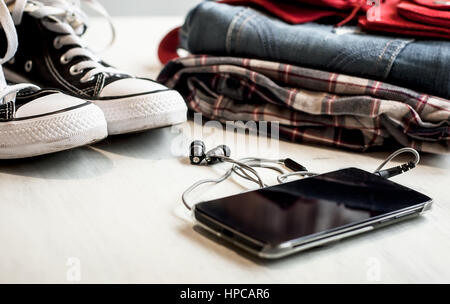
top-left (0, 17), bottom-right (449, 283)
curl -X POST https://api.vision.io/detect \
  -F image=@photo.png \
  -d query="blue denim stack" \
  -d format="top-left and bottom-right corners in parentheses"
top-left (180, 1), bottom-right (450, 99)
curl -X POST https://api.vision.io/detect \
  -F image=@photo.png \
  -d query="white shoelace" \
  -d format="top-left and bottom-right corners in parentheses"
top-left (0, 0), bottom-right (39, 109)
top-left (11, 0), bottom-right (125, 83)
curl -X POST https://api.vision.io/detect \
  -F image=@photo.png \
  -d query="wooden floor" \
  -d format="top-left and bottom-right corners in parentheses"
top-left (0, 17), bottom-right (449, 283)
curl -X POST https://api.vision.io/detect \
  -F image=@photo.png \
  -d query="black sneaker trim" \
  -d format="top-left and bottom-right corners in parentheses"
top-left (12, 100), bottom-right (92, 121)
top-left (14, 89), bottom-right (60, 109)
top-left (86, 77), bottom-right (175, 100)
top-left (91, 88), bottom-right (174, 101)
top-left (0, 101), bottom-right (15, 122)
top-left (58, 77), bottom-right (175, 100)
top-left (4, 62), bottom-right (174, 101)
top-left (1, 89), bottom-right (59, 122)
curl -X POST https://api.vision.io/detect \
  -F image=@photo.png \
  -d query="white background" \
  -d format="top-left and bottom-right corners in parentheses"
top-left (96, 0), bottom-right (202, 15)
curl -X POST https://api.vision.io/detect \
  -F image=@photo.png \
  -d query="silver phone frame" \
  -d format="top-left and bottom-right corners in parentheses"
top-left (192, 169), bottom-right (433, 259)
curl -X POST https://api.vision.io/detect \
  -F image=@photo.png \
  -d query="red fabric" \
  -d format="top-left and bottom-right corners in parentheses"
top-left (412, 0), bottom-right (450, 10)
top-left (295, 0), bottom-right (359, 10)
top-left (293, 0), bottom-right (375, 11)
top-left (157, 27), bottom-right (181, 65)
top-left (218, 0), bottom-right (346, 24)
top-left (359, 0), bottom-right (450, 39)
top-left (224, 0), bottom-right (363, 11)
top-left (398, 1), bottom-right (450, 27)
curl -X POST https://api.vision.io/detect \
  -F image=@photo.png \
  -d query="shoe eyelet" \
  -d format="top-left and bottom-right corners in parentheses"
top-left (53, 37), bottom-right (62, 49)
top-left (69, 65), bottom-right (83, 76)
top-left (60, 55), bottom-right (71, 64)
top-left (24, 60), bottom-right (33, 72)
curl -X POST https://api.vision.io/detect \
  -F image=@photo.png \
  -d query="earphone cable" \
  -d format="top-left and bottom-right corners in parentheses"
top-left (182, 168), bottom-right (233, 211)
top-left (182, 146), bottom-right (421, 211)
top-left (182, 157), bottom-right (286, 210)
top-left (374, 147), bottom-right (420, 172)
top-left (277, 171), bottom-right (319, 183)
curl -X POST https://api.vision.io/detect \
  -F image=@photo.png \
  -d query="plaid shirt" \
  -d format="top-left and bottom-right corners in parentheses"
top-left (158, 56), bottom-right (450, 154)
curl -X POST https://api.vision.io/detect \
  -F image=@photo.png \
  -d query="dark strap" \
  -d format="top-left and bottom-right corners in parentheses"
top-left (0, 100), bottom-right (14, 121)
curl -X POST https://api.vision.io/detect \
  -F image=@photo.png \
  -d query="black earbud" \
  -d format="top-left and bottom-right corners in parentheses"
top-left (205, 145), bottom-right (231, 164)
top-left (189, 140), bottom-right (231, 165)
top-left (189, 140), bottom-right (206, 165)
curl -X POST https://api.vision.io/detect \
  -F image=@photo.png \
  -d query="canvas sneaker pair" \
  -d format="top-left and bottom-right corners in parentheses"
top-left (0, 0), bottom-right (187, 159)
top-left (0, 0), bottom-right (107, 158)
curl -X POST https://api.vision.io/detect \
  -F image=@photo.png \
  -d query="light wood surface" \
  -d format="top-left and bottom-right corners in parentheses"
top-left (0, 17), bottom-right (449, 283)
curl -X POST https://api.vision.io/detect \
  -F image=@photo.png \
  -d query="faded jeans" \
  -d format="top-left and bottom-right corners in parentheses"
top-left (180, 1), bottom-right (450, 99)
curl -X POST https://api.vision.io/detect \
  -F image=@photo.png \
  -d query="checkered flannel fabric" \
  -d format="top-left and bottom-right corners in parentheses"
top-left (157, 56), bottom-right (450, 154)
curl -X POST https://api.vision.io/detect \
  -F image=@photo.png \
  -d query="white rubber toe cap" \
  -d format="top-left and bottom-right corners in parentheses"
top-left (99, 78), bottom-right (168, 98)
top-left (15, 92), bottom-right (87, 118)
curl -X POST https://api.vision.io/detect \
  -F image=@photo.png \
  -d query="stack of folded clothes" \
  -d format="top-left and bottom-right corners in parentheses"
top-left (157, 0), bottom-right (450, 153)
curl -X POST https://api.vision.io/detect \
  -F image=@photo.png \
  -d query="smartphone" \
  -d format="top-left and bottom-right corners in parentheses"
top-left (193, 167), bottom-right (432, 259)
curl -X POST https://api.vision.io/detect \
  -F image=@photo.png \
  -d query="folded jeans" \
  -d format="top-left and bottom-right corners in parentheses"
top-left (180, 2), bottom-right (450, 99)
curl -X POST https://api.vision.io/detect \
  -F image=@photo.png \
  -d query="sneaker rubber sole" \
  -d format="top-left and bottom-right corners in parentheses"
top-left (92, 90), bottom-right (188, 135)
top-left (0, 103), bottom-right (108, 159)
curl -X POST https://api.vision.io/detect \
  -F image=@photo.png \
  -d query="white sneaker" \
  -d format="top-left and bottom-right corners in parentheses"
top-left (4, 0), bottom-right (188, 135)
top-left (0, 0), bottom-right (107, 159)
top-left (0, 88), bottom-right (108, 159)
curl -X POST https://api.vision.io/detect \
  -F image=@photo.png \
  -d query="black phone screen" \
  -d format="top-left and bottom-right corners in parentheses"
top-left (195, 168), bottom-right (431, 246)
